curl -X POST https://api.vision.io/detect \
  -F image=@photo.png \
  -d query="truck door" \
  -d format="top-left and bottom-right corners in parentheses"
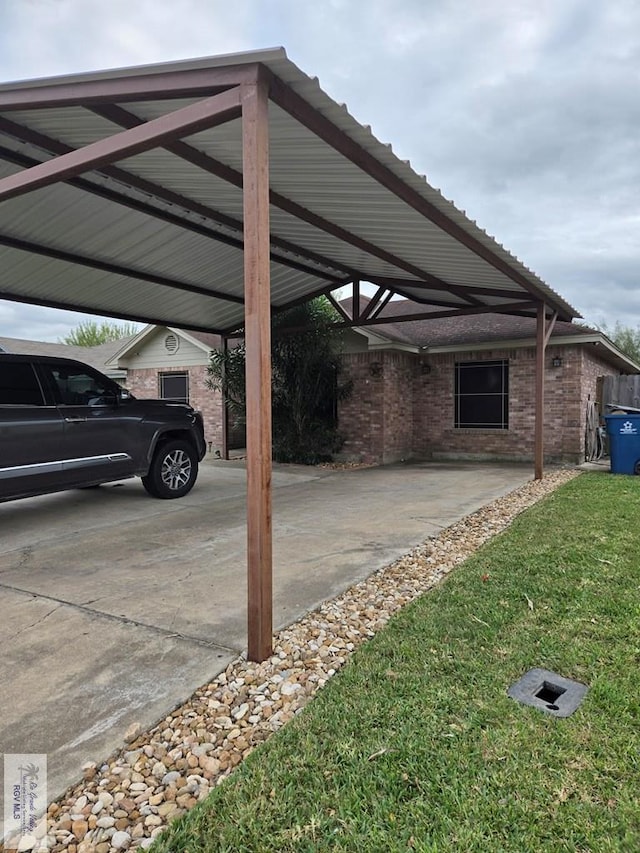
top-left (39, 362), bottom-right (139, 484)
top-left (0, 360), bottom-right (66, 501)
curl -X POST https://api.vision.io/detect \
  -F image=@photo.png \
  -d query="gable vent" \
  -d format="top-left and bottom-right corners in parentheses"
top-left (164, 334), bottom-right (179, 355)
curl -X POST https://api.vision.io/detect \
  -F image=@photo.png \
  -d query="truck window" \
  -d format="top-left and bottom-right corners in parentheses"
top-left (0, 363), bottom-right (45, 406)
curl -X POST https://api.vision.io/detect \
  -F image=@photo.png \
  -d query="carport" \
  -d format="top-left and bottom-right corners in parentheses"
top-left (0, 47), bottom-right (578, 661)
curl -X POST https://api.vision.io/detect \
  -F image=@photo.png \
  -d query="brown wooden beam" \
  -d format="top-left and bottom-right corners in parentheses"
top-left (352, 280), bottom-right (361, 322)
top-left (221, 336), bottom-right (230, 461)
top-left (369, 276), bottom-right (529, 301)
top-left (326, 292), bottom-right (352, 322)
top-left (544, 311), bottom-right (558, 347)
top-left (0, 63), bottom-right (260, 110)
top-left (0, 233), bottom-right (245, 305)
top-left (370, 290), bottom-right (394, 320)
top-left (331, 300), bottom-right (535, 329)
top-left (0, 87), bottom-right (243, 202)
top-left (242, 78), bottom-right (273, 662)
top-left (388, 287), bottom-right (474, 311)
top-left (0, 133), bottom-right (343, 284)
top-left (272, 300), bottom-right (537, 337)
top-left (268, 280), bottom-right (352, 316)
top-left (267, 71), bottom-right (567, 311)
top-left (0, 288), bottom-right (228, 336)
top-left (359, 286), bottom-right (386, 321)
top-left (535, 302), bottom-right (546, 480)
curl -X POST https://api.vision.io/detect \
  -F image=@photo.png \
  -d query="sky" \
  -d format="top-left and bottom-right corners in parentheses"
top-left (0, 0), bottom-right (639, 340)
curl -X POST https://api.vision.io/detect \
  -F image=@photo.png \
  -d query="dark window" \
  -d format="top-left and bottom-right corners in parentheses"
top-left (48, 366), bottom-right (114, 405)
top-left (455, 360), bottom-right (509, 429)
top-left (0, 363), bottom-right (45, 405)
top-left (159, 372), bottom-right (189, 403)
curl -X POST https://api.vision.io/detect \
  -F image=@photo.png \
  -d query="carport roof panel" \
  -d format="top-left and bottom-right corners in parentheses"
top-left (0, 47), bottom-right (579, 329)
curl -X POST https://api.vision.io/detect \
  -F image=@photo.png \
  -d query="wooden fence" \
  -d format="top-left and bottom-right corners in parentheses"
top-left (601, 375), bottom-right (640, 411)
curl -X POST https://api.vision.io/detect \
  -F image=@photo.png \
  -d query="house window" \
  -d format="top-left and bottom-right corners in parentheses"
top-left (159, 372), bottom-right (189, 403)
top-left (455, 360), bottom-right (509, 429)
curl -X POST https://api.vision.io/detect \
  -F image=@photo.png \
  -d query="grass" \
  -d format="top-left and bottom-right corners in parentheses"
top-left (152, 473), bottom-right (640, 852)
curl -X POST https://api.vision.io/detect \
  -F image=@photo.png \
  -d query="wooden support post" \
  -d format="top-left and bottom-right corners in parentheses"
top-left (221, 335), bottom-right (229, 461)
top-left (242, 78), bottom-right (273, 662)
top-left (534, 302), bottom-right (546, 480)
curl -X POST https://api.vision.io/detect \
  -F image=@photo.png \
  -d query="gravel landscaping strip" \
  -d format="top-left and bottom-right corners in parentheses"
top-left (6, 468), bottom-right (578, 853)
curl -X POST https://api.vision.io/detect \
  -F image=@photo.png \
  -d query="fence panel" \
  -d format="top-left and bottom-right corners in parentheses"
top-left (602, 375), bottom-right (640, 410)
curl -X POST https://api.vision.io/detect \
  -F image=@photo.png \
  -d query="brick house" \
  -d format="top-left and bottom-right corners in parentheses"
top-left (106, 301), bottom-right (639, 465)
top-left (338, 299), bottom-right (638, 465)
top-left (107, 325), bottom-right (227, 453)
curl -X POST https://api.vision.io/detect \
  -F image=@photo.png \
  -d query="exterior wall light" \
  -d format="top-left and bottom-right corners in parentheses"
top-left (552, 356), bottom-right (563, 368)
top-left (369, 361), bottom-right (383, 377)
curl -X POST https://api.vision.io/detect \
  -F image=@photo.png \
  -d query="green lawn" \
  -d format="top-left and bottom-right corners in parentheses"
top-left (153, 473), bottom-right (640, 852)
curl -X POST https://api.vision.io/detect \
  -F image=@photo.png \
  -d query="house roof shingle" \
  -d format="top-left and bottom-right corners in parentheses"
top-left (0, 334), bottom-right (134, 374)
top-left (345, 297), bottom-right (590, 348)
top-left (338, 296), bottom-right (638, 373)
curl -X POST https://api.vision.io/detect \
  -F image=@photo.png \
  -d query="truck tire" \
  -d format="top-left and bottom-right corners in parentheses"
top-left (142, 439), bottom-right (198, 499)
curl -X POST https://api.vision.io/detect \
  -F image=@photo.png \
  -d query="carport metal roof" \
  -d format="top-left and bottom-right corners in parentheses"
top-left (0, 47), bottom-right (573, 660)
top-left (0, 47), bottom-right (577, 331)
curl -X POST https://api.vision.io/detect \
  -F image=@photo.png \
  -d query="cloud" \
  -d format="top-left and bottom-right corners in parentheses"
top-left (0, 0), bottom-right (254, 80)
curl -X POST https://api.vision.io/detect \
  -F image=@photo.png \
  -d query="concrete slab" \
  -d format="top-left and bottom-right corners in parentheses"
top-left (0, 459), bottom-right (533, 801)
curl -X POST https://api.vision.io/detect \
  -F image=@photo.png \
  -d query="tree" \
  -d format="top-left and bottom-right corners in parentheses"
top-left (600, 321), bottom-right (640, 365)
top-left (60, 320), bottom-right (139, 347)
top-left (207, 297), bottom-right (352, 464)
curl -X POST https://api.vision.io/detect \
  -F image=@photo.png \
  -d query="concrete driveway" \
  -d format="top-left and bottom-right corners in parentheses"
top-left (0, 458), bottom-right (533, 801)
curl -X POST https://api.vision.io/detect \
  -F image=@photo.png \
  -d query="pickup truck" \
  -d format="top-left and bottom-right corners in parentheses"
top-left (0, 353), bottom-right (207, 502)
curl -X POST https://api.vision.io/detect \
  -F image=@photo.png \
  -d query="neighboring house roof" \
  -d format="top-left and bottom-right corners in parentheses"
top-left (341, 297), bottom-right (640, 374)
top-left (107, 325), bottom-right (222, 365)
top-left (0, 334), bottom-right (133, 377)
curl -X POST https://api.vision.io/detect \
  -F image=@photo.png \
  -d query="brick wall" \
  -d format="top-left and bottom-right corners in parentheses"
top-left (127, 346), bottom-right (618, 465)
top-left (579, 346), bottom-right (619, 421)
top-left (416, 346), bottom-right (584, 463)
top-left (339, 353), bottom-right (385, 462)
top-left (339, 351), bottom-right (414, 463)
top-left (339, 345), bottom-right (617, 465)
top-left (127, 365), bottom-right (224, 452)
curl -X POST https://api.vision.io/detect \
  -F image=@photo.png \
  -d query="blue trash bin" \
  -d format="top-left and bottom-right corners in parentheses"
top-left (605, 414), bottom-right (640, 475)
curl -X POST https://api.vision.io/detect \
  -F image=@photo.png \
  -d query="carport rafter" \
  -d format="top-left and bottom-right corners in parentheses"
top-left (0, 133), bottom-right (347, 285)
top-left (0, 286), bottom-right (234, 337)
top-left (266, 70), bottom-right (569, 315)
top-left (359, 286), bottom-right (387, 321)
top-left (0, 88), bottom-right (244, 203)
top-left (0, 233), bottom-right (245, 308)
top-left (0, 62), bottom-right (262, 110)
top-left (3, 104), bottom-right (481, 313)
top-left (272, 300), bottom-right (538, 336)
top-left (369, 276), bottom-right (531, 303)
top-left (368, 283), bottom-right (480, 311)
top-left (86, 103), bottom-right (483, 308)
top-left (326, 292), bottom-right (353, 322)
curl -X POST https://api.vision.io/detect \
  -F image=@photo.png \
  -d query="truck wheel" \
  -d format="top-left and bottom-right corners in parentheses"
top-left (142, 439), bottom-right (198, 499)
